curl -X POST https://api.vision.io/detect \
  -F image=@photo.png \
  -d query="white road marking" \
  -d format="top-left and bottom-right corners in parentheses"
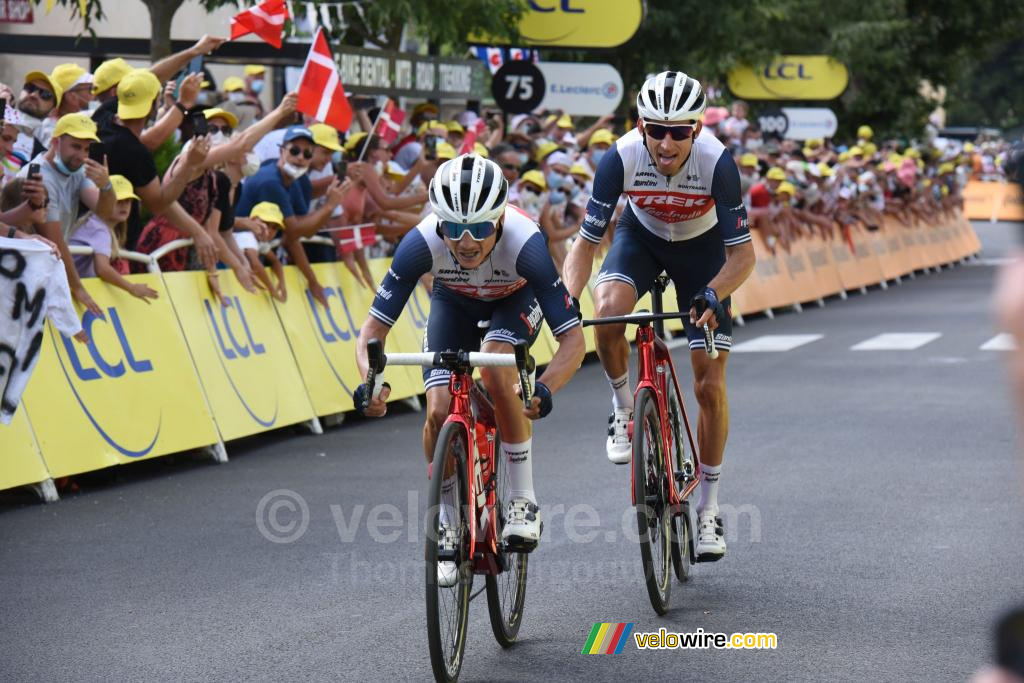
top-left (730, 334), bottom-right (824, 353)
top-left (980, 333), bottom-right (1018, 351)
top-left (851, 333), bottom-right (942, 351)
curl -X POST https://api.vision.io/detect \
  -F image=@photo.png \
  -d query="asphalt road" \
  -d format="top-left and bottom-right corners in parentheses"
top-left (2, 222), bottom-right (1022, 682)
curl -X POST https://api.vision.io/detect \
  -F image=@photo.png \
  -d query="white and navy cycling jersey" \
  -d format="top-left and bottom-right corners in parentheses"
top-left (580, 127), bottom-right (750, 247)
top-left (369, 205), bottom-right (580, 339)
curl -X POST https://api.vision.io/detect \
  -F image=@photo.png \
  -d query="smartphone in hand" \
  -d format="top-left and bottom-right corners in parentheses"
top-left (335, 159), bottom-right (348, 180)
top-left (28, 162), bottom-right (41, 180)
top-left (191, 111), bottom-right (208, 136)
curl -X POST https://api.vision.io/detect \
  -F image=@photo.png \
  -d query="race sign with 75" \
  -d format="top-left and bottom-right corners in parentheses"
top-left (491, 60), bottom-right (546, 114)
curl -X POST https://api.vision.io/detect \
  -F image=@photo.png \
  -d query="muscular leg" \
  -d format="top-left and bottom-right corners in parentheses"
top-left (423, 386), bottom-right (452, 464)
top-left (593, 280), bottom-right (638, 387)
top-left (478, 340), bottom-right (531, 443)
top-left (691, 349), bottom-right (729, 467)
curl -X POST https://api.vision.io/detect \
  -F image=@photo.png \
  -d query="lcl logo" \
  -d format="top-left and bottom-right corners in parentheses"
top-left (204, 297), bottom-right (266, 359)
top-left (762, 62), bottom-right (813, 80)
top-left (56, 307), bottom-right (161, 457)
top-left (528, 0), bottom-right (584, 12)
top-left (307, 287), bottom-right (361, 343)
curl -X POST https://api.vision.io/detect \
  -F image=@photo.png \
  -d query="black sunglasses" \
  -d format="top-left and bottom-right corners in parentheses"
top-left (23, 83), bottom-right (55, 102)
top-left (644, 123), bottom-right (695, 141)
top-left (281, 144), bottom-right (313, 159)
top-left (500, 162), bottom-right (518, 171)
top-left (209, 124), bottom-right (233, 136)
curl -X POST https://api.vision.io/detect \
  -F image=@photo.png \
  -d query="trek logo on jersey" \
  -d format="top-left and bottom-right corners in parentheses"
top-left (628, 190), bottom-right (714, 223)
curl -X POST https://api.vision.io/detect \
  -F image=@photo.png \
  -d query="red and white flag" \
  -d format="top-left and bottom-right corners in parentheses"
top-left (375, 100), bottom-right (406, 146)
top-left (296, 28), bottom-right (353, 132)
top-left (229, 0), bottom-right (289, 49)
top-left (333, 223), bottom-right (378, 255)
top-left (459, 118), bottom-right (488, 154)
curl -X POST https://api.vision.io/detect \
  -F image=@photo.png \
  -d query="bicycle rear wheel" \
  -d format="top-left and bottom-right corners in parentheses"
top-left (666, 380), bottom-right (693, 583)
top-left (633, 388), bottom-right (672, 615)
top-left (486, 431), bottom-right (528, 647)
top-left (426, 422), bottom-right (471, 683)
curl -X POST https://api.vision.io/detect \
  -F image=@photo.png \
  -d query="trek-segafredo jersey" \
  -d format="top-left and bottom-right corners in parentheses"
top-left (368, 205), bottom-right (580, 338)
top-left (579, 127), bottom-right (750, 246)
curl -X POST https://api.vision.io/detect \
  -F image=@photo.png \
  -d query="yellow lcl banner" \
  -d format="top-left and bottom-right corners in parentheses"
top-left (727, 56), bottom-right (849, 100)
top-left (471, 0), bottom-right (643, 48)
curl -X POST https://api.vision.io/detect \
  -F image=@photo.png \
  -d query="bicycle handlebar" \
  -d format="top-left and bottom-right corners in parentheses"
top-left (581, 311), bottom-right (689, 327)
top-left (364, 339), bottom-right (535, 409)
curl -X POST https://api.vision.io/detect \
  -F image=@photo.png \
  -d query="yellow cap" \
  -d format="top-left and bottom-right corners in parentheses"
top-left (51, 63), bottom-right (90, 93)
top-left (223, 76), bottom-right (245, 93)
top-left (534, 140), bottom-right (559, 162)
top-left (904, 147), bottom-right (921, 159)
top-left (92, 58), bottom-right (131, 95)
top-left (250, 201), bottom-right (284, 226)
top-left (418, 119), bottom-right (445, 137)
top-left (862, 142), bottom-right (877, 157)
top-left (343, 131), bottom-right (368, 153)
top-left (109, 175), bottom-right (139, 201)
top-left (740, 153), bottom-right (758, 167)
top-left (806, 138), bottom-right (823, 149)
top-left (817, 162), bottom-right (834, 177)
top-left (887, 153), bottom-right (903, 164)
top-left (776, 181), bottom-right (796, 196)
top-left (244, 65), bottom-right (265, 77)
top-left (203, 108), bottom-right (239, 129)
top-left (384, 161), bottom-right (407, 178)
top-left (473, 142), bottom-right (489, 158)
top-left (54, 112), bottom-right (99, 141)
top-left (589, 129), bottom-right (614, 148)
top-left (766, 167), bottom-right (786, 181)
top-left (917, 159), bottom-right (925, 171)
top-left (116, 69), bottom-right (161, 120)
top-left (857, 125), bottom-right (873, 140)
top-left (23, 70), bottom-right (63, 106)
top-left (963, 142), bottom-right (975, 153)
top-left (309, 123), bottom-right (342, 151)
top-left (436, 142), bottom-right (457, 160)
top-left (445, 120), bottom-right (464, 134)
top-left (848, 146), bottom-right (864, 157)
top-left (411, 102), bottom-right (439, 119)
top-left (570, 163), bottom-right (593, 179)
top-left (556, 113), bottom-right (573, 128)
top-left (838, 151), bottom-right (851, 162)
top-left (938, 162), bottom-right (954, 174)
top-left (801, 147), bottom-right (815, 158)
top-left (521, 169), bottom-right (546, 190)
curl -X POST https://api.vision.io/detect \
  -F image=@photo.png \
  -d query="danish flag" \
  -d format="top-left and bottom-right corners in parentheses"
top-left (334, 223), bottom-right (379, 255)
top-left (296, 28), bottom-right (353, 132)
top-left (229, 0), bottom-right (289, 49)
top-left (375, 100), bottom-right (406, 146)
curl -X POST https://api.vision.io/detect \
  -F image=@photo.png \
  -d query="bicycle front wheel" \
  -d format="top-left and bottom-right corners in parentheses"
top-left (426, 422), bottom-right (472, 683)
top-left (486, 430), bottom-right (528, 647)
top-left (633, 388), bottom-right (672, 615)
top-left (666, 379), bottom-right (693, 584)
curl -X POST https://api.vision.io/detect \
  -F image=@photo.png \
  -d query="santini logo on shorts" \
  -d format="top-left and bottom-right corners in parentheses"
top-left (627, 190), bottom-right (714, 224)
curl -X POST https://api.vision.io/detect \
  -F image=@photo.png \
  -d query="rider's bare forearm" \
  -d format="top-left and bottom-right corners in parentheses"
top-left (356, 316), bottom-right (392, 379)
top-left (564, 238), bottom-right (598, 299)
top-left (536, 326), bottom-right (585, 393)
top-left (707, 241), bottom-right (756, 300)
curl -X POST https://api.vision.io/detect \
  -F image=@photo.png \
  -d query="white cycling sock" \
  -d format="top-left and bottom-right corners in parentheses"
top-left (503, 438), bottom-right (535, 505)
top-left (697, 464), bottom-right (722, 517)
top-left (439, 474), bottom-right (457, 528)
top-left (607, 371), bottom-right (632, 411)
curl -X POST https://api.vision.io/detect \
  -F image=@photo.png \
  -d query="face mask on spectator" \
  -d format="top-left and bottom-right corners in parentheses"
top-left (548, 189), bottom-right (567, 205)
top-left (54, 155), bottom-right (84, 177)
top-left (591, 148), bottom-right (607, 165)
top-left (546, 171), bottom-right (567, 190)
top-left (374, 160), bottom-right (384, 175)
top-left (282, 161), bottom-right (308, 180)
top-left (241, 152), bottom-right (261, 177)
top-left (747, 139), bottom-right (763, 151)
top-left (209, 131), bottom-right (229, 146)
top-left (228, 91), bottom-right (246, 104)
top-left (518, 152), bottom-right (529, 166)
top-left (197, 91), bottom-right (215, 106)
top-left (86, 100), bottom-right (100, 113)
top-left (250, 80), bottom-right (264, 94)
top-left (331, 151), bottom-right (343, 166)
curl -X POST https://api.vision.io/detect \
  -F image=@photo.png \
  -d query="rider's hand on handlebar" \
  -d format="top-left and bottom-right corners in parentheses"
top-left (517, 381), bottom-right (552, 420)
top-left (353, 382), bottom-right (391, 417)
top-left (689, 286), bottom-right (726, 331)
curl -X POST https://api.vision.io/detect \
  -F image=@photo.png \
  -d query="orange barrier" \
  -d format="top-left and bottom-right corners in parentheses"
top-left (963, 180), bottom-right (1024, 222)
top-left (802, 234), bottom-right (845, 298)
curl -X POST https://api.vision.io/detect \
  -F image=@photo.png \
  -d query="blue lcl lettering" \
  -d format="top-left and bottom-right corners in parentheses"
top-left (528, 0), bottom-right (584, 12)
top-left (205, 298), bottom-right (267, 359)
top-left (63, 307), bottom-right (154, 380)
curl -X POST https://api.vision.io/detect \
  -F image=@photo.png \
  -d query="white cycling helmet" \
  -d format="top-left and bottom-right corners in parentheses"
top-left (429, 153), bottom-right (509, 225)
top-left (636, 71), bottom-right (707, 123)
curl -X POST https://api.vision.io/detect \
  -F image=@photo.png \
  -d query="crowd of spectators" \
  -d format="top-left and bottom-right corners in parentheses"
top-left (0, 40), bottom-right (1017, 310)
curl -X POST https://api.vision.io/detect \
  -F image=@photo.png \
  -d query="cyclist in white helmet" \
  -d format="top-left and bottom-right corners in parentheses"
top-left (564, 71), bottom-right (756, 561)
top-left (354, 154), bottom-right (585, 569)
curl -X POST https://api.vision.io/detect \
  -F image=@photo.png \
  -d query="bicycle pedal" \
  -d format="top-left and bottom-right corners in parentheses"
top-left (437, 548), bottom-right (458, 562)
top-left (695, 551), bottom-right (725, 564)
